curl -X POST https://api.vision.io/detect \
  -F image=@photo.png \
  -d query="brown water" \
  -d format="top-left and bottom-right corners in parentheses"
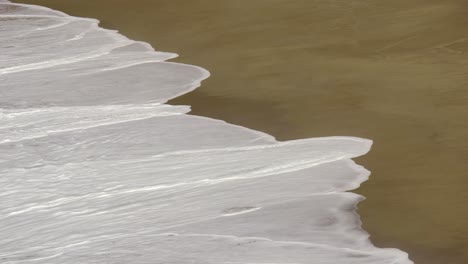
top-left (16, 1), bottom-right (468, 263)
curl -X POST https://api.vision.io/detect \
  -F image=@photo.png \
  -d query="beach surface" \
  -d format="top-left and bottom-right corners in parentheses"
top-left (14, 1), bottom-right (468, 263)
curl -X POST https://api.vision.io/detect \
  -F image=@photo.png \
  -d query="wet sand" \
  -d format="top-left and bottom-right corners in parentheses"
top-left (16, 1), bottom-right (468, 263)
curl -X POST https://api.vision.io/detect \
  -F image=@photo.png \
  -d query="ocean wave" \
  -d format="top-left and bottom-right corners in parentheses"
top-left (0, 2), bottom-right (413, 263)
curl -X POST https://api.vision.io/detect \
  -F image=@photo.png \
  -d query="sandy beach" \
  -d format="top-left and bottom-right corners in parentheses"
top-left (15, 1), bottom-right (468, 263)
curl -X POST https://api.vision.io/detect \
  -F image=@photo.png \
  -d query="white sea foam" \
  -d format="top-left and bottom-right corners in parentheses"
top-left (0, 2), bottom-right (414, 263)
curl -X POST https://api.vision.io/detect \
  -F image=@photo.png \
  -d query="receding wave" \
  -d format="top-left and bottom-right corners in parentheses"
top-left (0, 1), bottom-right (413, 263)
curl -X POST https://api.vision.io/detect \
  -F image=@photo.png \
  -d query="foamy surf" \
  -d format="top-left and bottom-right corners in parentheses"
top-left (0, 1), bottom-right (413, 263)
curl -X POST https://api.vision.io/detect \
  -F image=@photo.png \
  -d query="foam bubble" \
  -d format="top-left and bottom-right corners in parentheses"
top-left (0, 2), bottom-right (413, 264)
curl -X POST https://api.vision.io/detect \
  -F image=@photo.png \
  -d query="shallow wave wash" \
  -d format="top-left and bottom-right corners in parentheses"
top-left (0, 2), bottom-right (413, 263)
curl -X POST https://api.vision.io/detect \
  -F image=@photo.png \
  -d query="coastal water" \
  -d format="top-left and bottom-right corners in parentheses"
top-left (11, 0), bottom-right (468, 263)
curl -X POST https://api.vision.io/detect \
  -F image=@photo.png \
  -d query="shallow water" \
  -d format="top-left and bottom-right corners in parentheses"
top-left (2, 2), bottom-right (405, 263)
top-left (14, 0), bottom-right (468, 263)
